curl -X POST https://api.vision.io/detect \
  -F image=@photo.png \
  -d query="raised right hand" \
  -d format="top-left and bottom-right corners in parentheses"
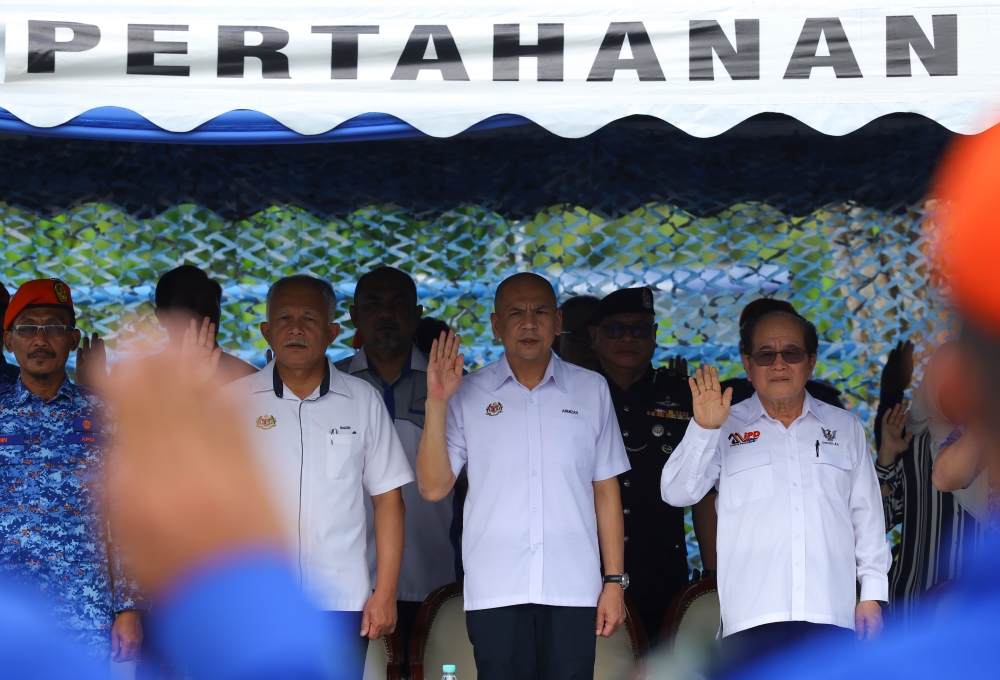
top-left (427, 330), bottom-right (464, 403)
top-left (689, 365), bottom-right (732, 430)
top-left (878, 403), bottom-right (914, 466)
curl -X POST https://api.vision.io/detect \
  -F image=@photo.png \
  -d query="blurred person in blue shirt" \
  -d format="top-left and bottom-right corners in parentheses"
top-left (0, 332), bottom-right (344, 678)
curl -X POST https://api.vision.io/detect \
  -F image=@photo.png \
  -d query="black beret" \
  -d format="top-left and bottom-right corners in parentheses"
top-left (585, 287), bottom-right (655, 326)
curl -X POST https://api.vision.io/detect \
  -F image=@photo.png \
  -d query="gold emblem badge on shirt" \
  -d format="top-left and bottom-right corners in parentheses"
top-left (256, 414), bottom-right (277, 429)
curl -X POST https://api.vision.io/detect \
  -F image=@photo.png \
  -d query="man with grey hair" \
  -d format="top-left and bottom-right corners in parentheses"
top-left (226, 274), bottom-right (413, 678)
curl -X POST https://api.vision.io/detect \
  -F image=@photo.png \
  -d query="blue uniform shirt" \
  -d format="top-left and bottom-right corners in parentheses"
top-left (0, 376), bottom-right (139, 656)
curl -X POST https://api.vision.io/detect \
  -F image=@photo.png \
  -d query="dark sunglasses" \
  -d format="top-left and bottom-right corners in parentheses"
top-left (749, 347), bottom-right (808, 366)
top-left (9, 325), bottom-right (75, 339)
top-left (601, 323), bottom-right (654, 339)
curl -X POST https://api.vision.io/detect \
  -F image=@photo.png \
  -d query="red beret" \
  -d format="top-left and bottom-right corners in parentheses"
top-left (932, 126), bottom-right (1000, 337)
top-left (5, 279), bottom-right (74, 330)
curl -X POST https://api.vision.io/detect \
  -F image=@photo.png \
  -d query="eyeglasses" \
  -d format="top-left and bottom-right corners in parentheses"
top-left (601, 323), bottom-right (654, 339)
top-left (749, 348), bottom-right (808, 366)
top-left (9, 325), bottom-right (75, 339)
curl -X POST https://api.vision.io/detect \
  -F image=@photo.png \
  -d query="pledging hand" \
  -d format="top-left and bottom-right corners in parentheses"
top-left (689, 365), bottom-right (733, 430)
top-left (75, 332), bottom-right (107, 388)
top-left (878, 403), bottom-right (914, 466)
top-left (426, 330), bottom-right (464, 403)
top-left (180, 317), bottom-right (223, 387)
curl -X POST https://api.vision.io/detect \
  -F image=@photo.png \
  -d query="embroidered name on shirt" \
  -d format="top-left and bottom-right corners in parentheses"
top-left (0, 434), bottom-right (25, 446)
top-left (485, 402), bottom-right (503, 417)
top-left (562, 409), bottom-right (579, 415)
top-left (256, 415), bottom-right (277, 430)
top-left (729, 430), bottom-right (761, 447)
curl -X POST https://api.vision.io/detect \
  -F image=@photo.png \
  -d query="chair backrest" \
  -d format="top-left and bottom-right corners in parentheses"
top-left (660, 579), bottom-right (720, 654)
top-left (411, 583), bottom-right (650, 680)
top-left (921, 579), bottom-right (963, 624)
top-left (410, 583), bottom-right (477, 680)
top-left (362, 632), bottom-right (403, 680)
top-left (594, 594), bottom-right (649, 680)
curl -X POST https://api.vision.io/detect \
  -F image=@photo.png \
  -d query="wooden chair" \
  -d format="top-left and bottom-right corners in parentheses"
top-left (362, 631), bottom-right (404, 680)
top-left (659, 578), bottom-right (720, 653)
top-left (920, 579), bottom-right (964, 623)
top-left (409, 582), bottom-right (474, 680)
top-left (409, 582), bottom-right (649, 680)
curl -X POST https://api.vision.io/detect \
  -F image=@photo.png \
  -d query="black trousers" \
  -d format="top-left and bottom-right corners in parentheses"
top-left (715, 621), bottom-right (854, 677)
top-left (396, 600), bottom-right (423, 678)
top-left (465, 604), bottom-right (597, 680)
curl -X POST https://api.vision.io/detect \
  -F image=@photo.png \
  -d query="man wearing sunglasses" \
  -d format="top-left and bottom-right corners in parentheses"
top-left (661, 310), bottom-right (889, 672)
top-left (585, 286), bottom-right (718, 644)
top-left (0, 279), bottom-right (143, 663)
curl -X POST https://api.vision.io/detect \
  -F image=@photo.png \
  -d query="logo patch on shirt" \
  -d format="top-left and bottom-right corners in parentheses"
top-left (485, 402), bottom-right (503, 417)
top-left (822, 428), bottom-right (837, 442)
top-left (728, 430), bottom-right (761, 447)
top-left (256, 415), bottom-right (277, 430)
top-left (73, 417), bottom-right (100, 432)
top-left (562, 409), bottom-right (579, 415)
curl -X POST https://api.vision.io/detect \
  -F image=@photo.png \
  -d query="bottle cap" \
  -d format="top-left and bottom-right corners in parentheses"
top-left (443, 665), bottom-right (457, 673)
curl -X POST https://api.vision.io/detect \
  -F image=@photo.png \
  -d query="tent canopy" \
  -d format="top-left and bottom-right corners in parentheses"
top-left (1, 0), bottom-right (995, 143)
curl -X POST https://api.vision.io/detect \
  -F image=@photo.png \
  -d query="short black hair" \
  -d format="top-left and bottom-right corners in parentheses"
top-left (155, 265), bottom-right (223, 326)
top-left (414, 317), bottom-right (450, 354)
top-left (355, 267), bottom-right (418, 306)
top-left (740, 310), bottom-right (819, 356)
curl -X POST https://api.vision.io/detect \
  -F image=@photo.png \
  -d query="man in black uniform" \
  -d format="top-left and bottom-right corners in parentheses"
top-left (587, 287), bottom-right (717, 643)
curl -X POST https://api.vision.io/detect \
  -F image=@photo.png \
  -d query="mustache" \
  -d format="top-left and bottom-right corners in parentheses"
top-left (283, 339), bottom-right (309, 347)
top-left (374, 319), bottom-right (401, 332)
top-left (28, 348), bottom-right (56, 359)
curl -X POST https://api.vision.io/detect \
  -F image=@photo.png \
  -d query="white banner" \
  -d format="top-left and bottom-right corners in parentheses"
top-left (1, 0), bottom-right (998, 137)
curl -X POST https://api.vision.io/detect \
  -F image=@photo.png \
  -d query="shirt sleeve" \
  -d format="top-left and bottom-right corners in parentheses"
top-left (361, 386), bottom-right (415, 497)
top-left (153, 551), bottom-right (334, 680)
top-left (660, 420), bottom-right (723, 507)
top-left (445, 392), bottom-right (468, 479)
top-left (849, 417), bottom-right (892, 602)
top-left (875, 456), bottom-right (904, 530)
top-left (592, 381), bottom-right (630, 482)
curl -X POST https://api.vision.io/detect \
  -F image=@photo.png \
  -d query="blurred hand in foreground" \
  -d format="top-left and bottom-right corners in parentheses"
top-left (104, 351), bottom-right (286, 594)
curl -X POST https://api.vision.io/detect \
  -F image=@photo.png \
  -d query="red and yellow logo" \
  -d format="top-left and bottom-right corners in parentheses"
top-left (256, 415), bottom-right (277, 430)
top-left (81, 419), bottom-right (92, 430)
top-left (485, 402), bottom-right (503, 417)
top-left (728, 430), bottom-right (761, 447)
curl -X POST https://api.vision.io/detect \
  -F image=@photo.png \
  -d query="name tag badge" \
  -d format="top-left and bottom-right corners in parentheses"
top-left (64, 432), bottom-right (104, 446)
top-left (0, 433), bottom-right (25, 447)
top-left (73, 417), bottom-right (101, 433)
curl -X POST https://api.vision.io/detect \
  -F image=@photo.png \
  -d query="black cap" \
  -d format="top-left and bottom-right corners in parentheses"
top-left (585, 287), bottom-right (655, 326)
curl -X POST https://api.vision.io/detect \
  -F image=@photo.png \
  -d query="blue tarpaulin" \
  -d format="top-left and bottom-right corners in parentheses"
top-left (0, 107), bottom-right (530, 144)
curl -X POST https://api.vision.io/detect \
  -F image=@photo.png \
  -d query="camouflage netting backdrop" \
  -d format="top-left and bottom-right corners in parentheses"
top-left (0, 115), bottom-right (958, 565)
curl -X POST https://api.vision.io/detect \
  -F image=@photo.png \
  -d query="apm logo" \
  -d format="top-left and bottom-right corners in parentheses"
top-left (728, 430), bottom-right (761, 447)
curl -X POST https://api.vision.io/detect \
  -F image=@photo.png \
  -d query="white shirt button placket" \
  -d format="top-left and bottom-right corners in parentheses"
top-left (527, 384), bottom-right (544, 600)
top-left (787, 425), bottom-right (807, 618)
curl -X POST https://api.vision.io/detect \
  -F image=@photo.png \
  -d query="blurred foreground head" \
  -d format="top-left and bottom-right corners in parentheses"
top-left (103, 351), bottom-right (286, 594)
top-left (932, 126), bottom-right (1000, 468)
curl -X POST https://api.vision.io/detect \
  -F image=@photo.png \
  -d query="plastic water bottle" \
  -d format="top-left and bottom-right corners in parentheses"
top-left (441, 664), bottom-right (458, 680)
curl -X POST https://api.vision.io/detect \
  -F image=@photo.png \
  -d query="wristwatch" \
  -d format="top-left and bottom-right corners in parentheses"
top-left (603, 573), bottom-right (629, 590)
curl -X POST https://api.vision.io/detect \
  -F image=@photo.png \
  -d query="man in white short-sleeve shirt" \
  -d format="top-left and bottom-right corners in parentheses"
top-left (416, 273), bottom-right (631, 680)
top-left (226, 275), bottom-right (413, 679)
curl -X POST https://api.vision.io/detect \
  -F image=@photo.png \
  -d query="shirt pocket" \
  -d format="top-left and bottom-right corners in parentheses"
top-left (725, 448), bottom-right (773, 506)
top-left (812, 449), bottom-right (852, 501)
top-left (547, 415), bottom-right (594, 472)
top-left (327, 433), bottom-right (363, 480)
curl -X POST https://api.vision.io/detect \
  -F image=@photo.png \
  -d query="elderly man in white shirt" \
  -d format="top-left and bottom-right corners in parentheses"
top-left (416, 273), bottom-right (631, 680)
top-left (226, 275), bottom-right (414, 679)
top-left (661, 309), bottom-right (890, 671)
